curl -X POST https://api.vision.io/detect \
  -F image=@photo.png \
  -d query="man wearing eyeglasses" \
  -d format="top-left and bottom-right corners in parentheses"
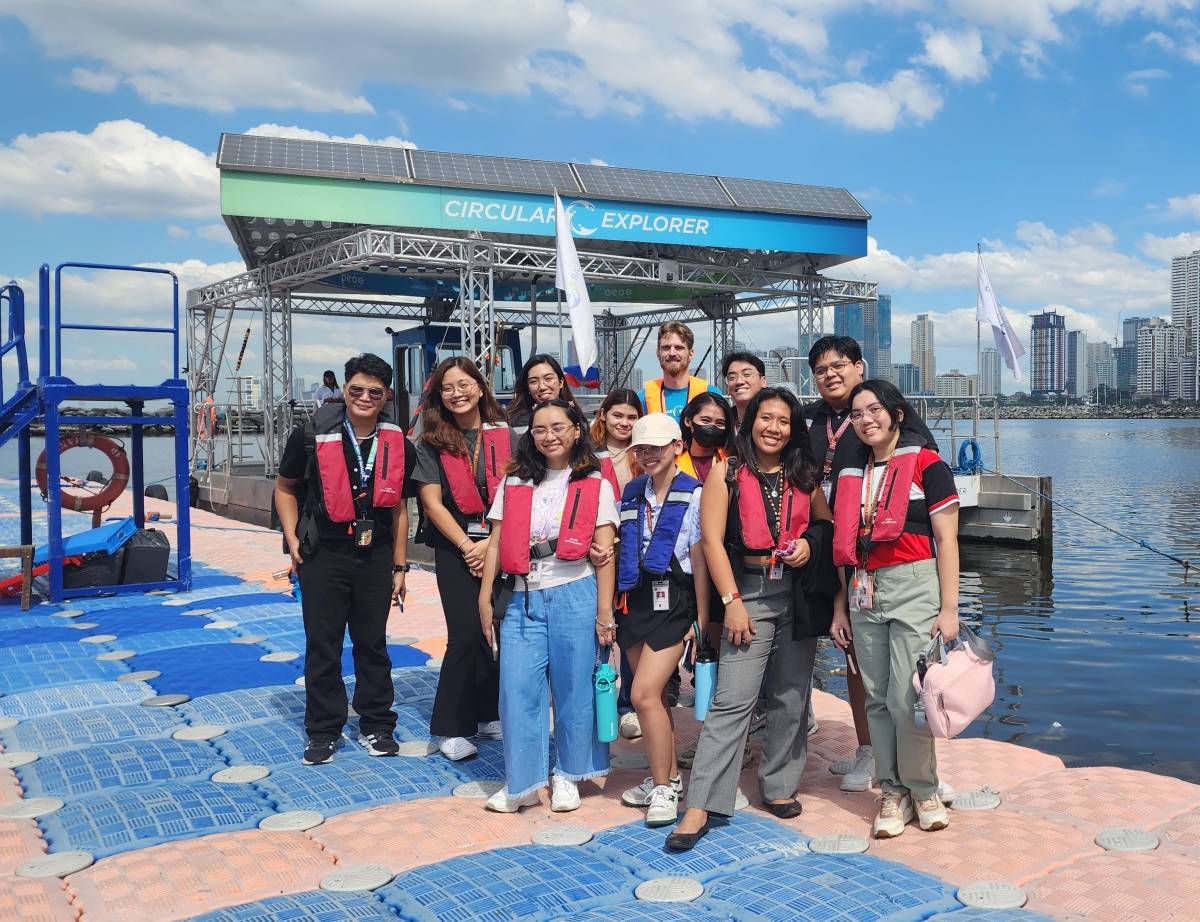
top-left (803, 335), bottom-right (937, 794)
top-left (275, 353), bottom-right (417, 767)
top-left (719, 351), bottom-right (767, 429)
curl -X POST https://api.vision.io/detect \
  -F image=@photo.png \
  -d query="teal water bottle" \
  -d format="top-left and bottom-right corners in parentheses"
top-left (693, 641), bottom-right (717, 721)
top-left (594, 647), bottom-right (618, 743)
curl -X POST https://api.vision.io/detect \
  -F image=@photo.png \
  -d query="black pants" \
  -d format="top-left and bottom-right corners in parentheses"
top-left (429, 545), bottom-right (499, 737)
top-left (299, 541), bottom-right (396, 739)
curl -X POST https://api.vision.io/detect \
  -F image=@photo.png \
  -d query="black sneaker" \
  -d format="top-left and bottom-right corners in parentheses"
top-left (358, 731), bottom-right (399, 757)
top-left (302, 736), bottom-right (337, 765)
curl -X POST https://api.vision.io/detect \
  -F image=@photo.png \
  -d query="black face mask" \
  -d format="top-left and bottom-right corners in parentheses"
top-left (690, 424), bottom-right (726, 448)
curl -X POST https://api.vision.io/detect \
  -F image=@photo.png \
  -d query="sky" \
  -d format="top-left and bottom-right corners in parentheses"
top-left (2, 0), bottom-right (1199, 394)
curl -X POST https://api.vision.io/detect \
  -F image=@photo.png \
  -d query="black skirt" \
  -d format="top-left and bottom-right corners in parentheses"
top-left (617, 576), bottom-right (696, 651)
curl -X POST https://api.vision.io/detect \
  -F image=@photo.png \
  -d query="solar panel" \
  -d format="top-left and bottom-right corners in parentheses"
top-left (720, 177), bottom-right (869, 219)
top-left (574, 163), bottom-right (732, 208)
top-left (217, 134), bottom-right (410, 181)
top-left (410, 150), bottom-right (579, 193)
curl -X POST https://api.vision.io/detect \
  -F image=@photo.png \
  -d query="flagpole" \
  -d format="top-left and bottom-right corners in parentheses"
top-left (976, 243), bottom-right (982, 393)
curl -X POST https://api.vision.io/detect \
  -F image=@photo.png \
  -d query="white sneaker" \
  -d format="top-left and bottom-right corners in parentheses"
top-left (830, 744), bottom-right (872, 775)
top-left (485, 787), bottom-right (539, 813)
top-left (808, 714), bottom-right (820, 737)
top-left (550, 774), bottom-right (581, 812)
top-left (619, 712), bottom-right (642, 740)
top-left (439, 736), bottom-right (477, 761)
top-left (645, 785), bottom-right (679, 827)
top-left (476, 720), bottom-right (503, 740)
top-left (872, 791), bottom-right (914, 839)
top-left (937, 780), bottom-right (955, 804)
top-left (914, 793), bottom-right (950, 831)
top-left (621, 774), bottom-right (684, 807)
top-left (840, 745), bottom-right (875, 793)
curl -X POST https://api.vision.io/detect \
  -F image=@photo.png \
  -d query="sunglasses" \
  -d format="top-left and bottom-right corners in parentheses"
top-left (346, 384), bottom-right (386, 401)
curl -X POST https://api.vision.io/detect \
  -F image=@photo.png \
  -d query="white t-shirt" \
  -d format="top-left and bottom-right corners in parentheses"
top-left (637, 479), bottom-right (703, 575)
top-left (488, 468), bottom-right (620, 589)
top-left (314, 385), bottom-right (341, 403)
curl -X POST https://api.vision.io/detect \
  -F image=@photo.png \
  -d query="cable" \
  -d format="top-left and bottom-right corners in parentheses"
top-left (981, 466), bottom-right (1192, 573)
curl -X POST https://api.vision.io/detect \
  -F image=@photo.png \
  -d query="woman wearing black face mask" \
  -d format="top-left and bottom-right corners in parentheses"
top-left (679, 393), bottom-right (735, 484)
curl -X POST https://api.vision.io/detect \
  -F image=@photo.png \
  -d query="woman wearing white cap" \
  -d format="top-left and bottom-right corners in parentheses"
top-left (668, 387), bottom-right (832, 850)
top-left (613, 413), bottom-right (709, 828)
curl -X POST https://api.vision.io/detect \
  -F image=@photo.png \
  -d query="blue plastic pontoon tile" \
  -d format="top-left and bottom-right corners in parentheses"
top-left (180, 685), bottom-right (307, 727)
top-left (137, 646), bottom-right (301, 698)
top-left (0, 623), bottom-right (86, 642)
top-left (17, 738), bottom-right (225, 799)
top-left (116, 628), bottom-right (239, 655)
top-left (392, 667), bottom-right (441, 703)
top-left (82, 606), bottom-right (204, 636)
top-left (213, 720), bottom-right (307, 767)
top-left (590, 814), bottom-right (808, 882)
top-left (440, 737), bottom-right (505, 782)
top-left (0, 640), bottom-right (102, 668)
top-left (186, 889), bottom-right (400, 922)
top-left (1, 657), bottom-right (128, 694)
top-left (184, 592), bottom-right (298, 612)
top-left (186, 574), bottom-right (246, 590)
top-left (37, 780), bottom-right (274, 859)
top-left (0, 681), bottom-right (156, 719)
top-left (339, 644), bottom-right (427, 677)
top-left (221, 615), bottom-right (301, 636)
top-left (706, 853), bottom-right (960, 922)
top-left (380, 844), bottom-right (636, 922)
top-left (389, 703), bottom-right (434, 743)
top-left (255, 756), bottom-right (463, 816)
top-left (925, 910), bottom-right (1056, 921)
top-left (561, 904), bottom-right (732, 922)
top-left (0, 703), bottom-right (184, 753)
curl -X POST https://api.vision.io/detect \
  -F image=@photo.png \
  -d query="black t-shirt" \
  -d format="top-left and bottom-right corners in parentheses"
top-left (278, 422), bottom-right (417, 548)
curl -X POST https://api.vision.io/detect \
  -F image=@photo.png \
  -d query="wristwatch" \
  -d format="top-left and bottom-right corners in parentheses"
top-left (392, 564), bottom-right (411, 573)
top-left (720, 590), bottom-right (742, 605)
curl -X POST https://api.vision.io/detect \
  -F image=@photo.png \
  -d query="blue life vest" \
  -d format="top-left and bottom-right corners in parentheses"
top-left (617, 471), bottom-right (701, 591)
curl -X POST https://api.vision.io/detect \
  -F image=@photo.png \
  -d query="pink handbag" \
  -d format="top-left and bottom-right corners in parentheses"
top-left (912, 623), bottom-right (996, 739)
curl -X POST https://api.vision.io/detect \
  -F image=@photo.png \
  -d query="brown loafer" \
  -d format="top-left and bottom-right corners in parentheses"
top-left (764, 799), bottom-right (804, 819)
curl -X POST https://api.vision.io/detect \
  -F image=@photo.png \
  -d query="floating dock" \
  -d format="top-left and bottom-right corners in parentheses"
top-left (1, 482), bottom-right (1196, 922)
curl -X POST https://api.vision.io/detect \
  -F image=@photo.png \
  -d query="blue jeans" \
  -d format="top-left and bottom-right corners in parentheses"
top-left (498, 575), bottom-right (611, 798)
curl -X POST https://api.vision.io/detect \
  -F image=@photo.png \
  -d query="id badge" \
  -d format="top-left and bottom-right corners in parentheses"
top-left (526, 559), bottom-right (542, 585)
top-left (466, 519), bottom-right (490, 538)
top-left (652, 580), bottom-right (670, 611)
top-left (768, 560), bottom-right (784, 580)
top-left (849, 567), bottom-right (874, 611)
top-left (353, 518), bottom-right (374, 548)
top-left (821, 479), bottom-right (833, 503)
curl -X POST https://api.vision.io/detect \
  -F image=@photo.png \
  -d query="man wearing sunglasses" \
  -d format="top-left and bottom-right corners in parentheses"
top-left (803, 335), bottom-right (937, 794)
top-left (275, 353), bottom-right (417, 766)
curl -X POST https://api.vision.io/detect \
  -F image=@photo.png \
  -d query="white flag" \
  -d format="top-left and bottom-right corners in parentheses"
top-left (554, 192), bottom-right (597, 372)
top-left (977, 251), bottom-right (1025, 380)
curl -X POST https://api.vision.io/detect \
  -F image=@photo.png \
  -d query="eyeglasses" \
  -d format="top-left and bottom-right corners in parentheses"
top-left (440, 381), bottom-right (478, 396)
top-left (848, 403), bottom-right (888, 423)
top-left (813, 359), bottom-right (854, 379)
top-left (529, 373), bottom-right (560, 387)
top-left (631, 443), bottom-right (673, 457)
top-left (530, 423), bottom-right (575, 439)
top-left (724, 370), bottom-right (762, 383)
top-left (346, 384), bottom-right (385, 401)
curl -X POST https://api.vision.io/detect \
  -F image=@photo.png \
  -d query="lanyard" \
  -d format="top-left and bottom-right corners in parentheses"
top-left (344, 418), bottom-right (379, 490)
top-left (823, 413), bottom-right (853, 480)
top-left (858, 453), bottom-right (892, 563)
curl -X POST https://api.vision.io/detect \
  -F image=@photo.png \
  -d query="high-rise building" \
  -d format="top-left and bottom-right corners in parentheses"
top-left (1066, 330), bottom-right (1088, 399)
top-left (1136, 319), bottom-right (1183, 398)
top-left (978, 347), bottom-right (1001, 396)
top-left (910, 314), bottom-right (935, 393)
top-left (1113, 345), bottom-right (1137, 392)
top-left (934, 370), bottom-right (977, 397)
top-left (1029, 311), bottom-right (1066, 396)
top-left (1170, 250), bottom-right (1200, 400)
top-left (892, 362), bottom-right (922, 395)
top-left (873, 294), bottom-right (892, 380)
top-left (1087, 342), bottom-right (1116, 394)
top-left (834, 293), bottom-right (891, 379)
top-left (1123, 317), bottom-right (1150, 348)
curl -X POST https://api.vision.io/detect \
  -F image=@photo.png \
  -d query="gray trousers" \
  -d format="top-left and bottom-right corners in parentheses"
top-left (685, 575), bottom-right (818, 816)
top-left (851, 558), bottom-right (940, 801)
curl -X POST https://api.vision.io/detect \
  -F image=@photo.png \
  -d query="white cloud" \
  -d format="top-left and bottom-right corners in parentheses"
top-left (918, 28), bottom-right (989, 82)
top-left (243, 124), bottom-right (416, 149)
top-left (1163, 192), bottom-right (1200, 220)
top-left (197, 223), bottom-right (232, 243)
top-left (814, 69), bottom-right (943, 131)
top-left (0, 120), bottom-right (216, 219)
top-left (166, 225), bottom-right (190, 239)
top-left (1123, 66), bottom-right (1170, 93)
top-left (1091, 178), bottom-right (1126, 197)
top-left (1139, 230), bottom-right (1200, 262)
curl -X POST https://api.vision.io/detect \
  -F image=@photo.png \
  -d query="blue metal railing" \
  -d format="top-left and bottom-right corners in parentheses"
top-left (0, 280), bottom-right (35, 545)
top-left (1, 280), bottom-right (30, 389)
top-left (50, 262), bottom-right (181, 379)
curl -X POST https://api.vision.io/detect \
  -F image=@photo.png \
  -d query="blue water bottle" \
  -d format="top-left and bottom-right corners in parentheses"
top-left (289, 571), bottom-right (302, 605)
top-left (594, 647), bottom-right (618, 743)
top-left (693, 641), bottom-right (717, 721)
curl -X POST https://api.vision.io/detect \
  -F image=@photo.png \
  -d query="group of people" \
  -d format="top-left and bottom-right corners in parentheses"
top-left (275, 320), bottom-right (962, 846)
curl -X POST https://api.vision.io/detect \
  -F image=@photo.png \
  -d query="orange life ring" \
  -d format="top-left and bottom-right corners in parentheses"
top-left (35, 431), bottom-right (130, 513)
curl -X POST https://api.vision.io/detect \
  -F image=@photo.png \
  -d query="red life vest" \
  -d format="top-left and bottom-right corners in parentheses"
top-left (498, 472), bottom-right (603, 575)
top-left (735, 462), bottom-right (810, 552)
top-left (595, 450), bottom-right (621, 503)
top-left (440, 424), bottom-right (511, 515)
top-left (832, 445), bottom-right (922, 568)
top-left (313, 412), bottom-right (406, 523)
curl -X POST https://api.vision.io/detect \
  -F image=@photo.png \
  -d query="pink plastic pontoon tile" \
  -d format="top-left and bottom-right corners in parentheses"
top-left (1030, 851), bottom-right (1200, 922)
top-left (0, 820), bottom-right (47, 876)
top-left (1004, 766), bottom-right (1200, 830)
top-left (0, 876), bottom-right (75, 922)
top-left (1156, 808), bottom-right (1200, 851)
top-left (934, 737), bottom-right (1065, 792)
top-left (67, 829), bottom-right (335, 922)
